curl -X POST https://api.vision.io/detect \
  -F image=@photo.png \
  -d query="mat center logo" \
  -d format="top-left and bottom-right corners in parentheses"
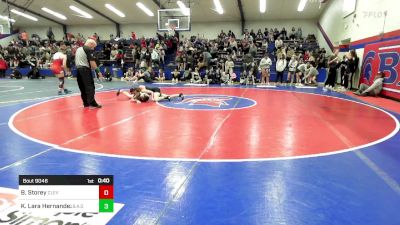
top-left (159, 95), bottom-right (257, 110)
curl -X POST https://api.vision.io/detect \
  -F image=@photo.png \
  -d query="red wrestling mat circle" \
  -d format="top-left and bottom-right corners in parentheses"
top-left (10, 87), bottom-right (398, 161)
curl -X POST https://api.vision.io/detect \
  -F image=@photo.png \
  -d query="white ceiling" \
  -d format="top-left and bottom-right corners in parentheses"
top-left (0, 0), bottom-right (328, 26)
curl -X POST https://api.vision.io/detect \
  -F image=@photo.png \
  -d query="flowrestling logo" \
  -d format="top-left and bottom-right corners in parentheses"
top-left (158, 95), bottom-right (257, 110)
top-left (0, 187), bottom-right (124, 225)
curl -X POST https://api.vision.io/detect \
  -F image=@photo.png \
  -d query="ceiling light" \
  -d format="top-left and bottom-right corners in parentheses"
top-left (41, 7), bottom-right (67, 20)
top-left (0, 15), bottom-right (15, 23)
top-left (10, 9), bottom-right (38, 21)
top-left (136, 2), bottom-right (154, 17)
top-left (297, 0), bottom-right (307, 12)
top-left (213, 0), bottom-right (223, 14)
top-left (105, 4), bottom-right (125, 17)
top-left (260, 0), bottom-right (266, 13)
top-left (177, 1), bottom-right (190, 16)
top-left (69, 5), bottom-right (93, 19)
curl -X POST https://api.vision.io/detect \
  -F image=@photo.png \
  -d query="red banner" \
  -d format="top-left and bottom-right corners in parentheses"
top-left (360, 39), bottom-right (400, 99)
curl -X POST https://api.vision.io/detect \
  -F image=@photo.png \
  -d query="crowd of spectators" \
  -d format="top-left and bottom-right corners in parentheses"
top-left (0, 26), bottom-right (359, 90)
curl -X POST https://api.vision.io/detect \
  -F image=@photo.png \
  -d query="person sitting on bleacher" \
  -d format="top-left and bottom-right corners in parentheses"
top-left (268, 28), bottom-right (274, 42)
top-left (241, 38), bottom-right (250, 54)
top-left (110, 47), bottom-right (118, 60)
top-left (264, 28), bottom-right (269, 38)
top-left (249, 42), bottom-right (258, 58)
top-left (289, 27), bottom-right (296, 40)
top-left (281, 27), bottom-right (288, 40)
top-left (256, 29), bottom-right (264, 40)
top-left (354, 72), bottom-right (385, 97)
top-left (229, 37), bottom-right (238, 52)
top-left (297, 27), bottom-right (303, 40)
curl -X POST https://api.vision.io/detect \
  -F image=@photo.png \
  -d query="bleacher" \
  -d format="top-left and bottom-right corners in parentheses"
top-left (5, 33), bottom-right (326, 83)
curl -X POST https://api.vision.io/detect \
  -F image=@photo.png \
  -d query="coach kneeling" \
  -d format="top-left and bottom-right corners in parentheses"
top-left (75, 39), bottom-right (103, 108)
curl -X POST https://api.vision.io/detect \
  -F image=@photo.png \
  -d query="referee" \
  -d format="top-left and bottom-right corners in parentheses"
top-left (75, 39), bottom-right (103, 108)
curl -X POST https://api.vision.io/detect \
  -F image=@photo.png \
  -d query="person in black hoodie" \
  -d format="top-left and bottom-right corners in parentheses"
top-left (346, 49), bottom-right (359, 90)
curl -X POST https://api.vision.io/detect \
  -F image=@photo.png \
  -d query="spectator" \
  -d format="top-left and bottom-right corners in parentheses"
top-left (249, 42), bottom-right (258, 58)
top-left (224, 56), bottom-right (234, 75)
top-left (171, 68), bottom-right (180, 83)
top-left (47, 27), bottom-right (55, 41)
top-left (297, 27), bottom-right (303, 39)
top-left (259, 54), bottom-right (272, 85)
top-left (289, 27), bottom-right (295, 40)
top-left (123, 67), bottom-right (135, 81)
top-left (155, 68), bottom-right (165, 82)
top-left (20, 30), bottom-right (29, 46)
top-left (347, 49), bottom-right (359, 90)
top-left (275, 37), bottom-right (283, 50)
top-left (250, 29), bottom-right (256, 40)
top-left (281, 27), bottom-right (287, 40)
top-left (151, 48), bottom-right (160, 67)
top-left (296, 62), bottom-right (308, 85)
top-left (354, 71), bottom-right (385, 96)
top-left (325, 49), bottom-right (339, 88)
top-left (264, 28), bottom-right (269, 37)
top-left (191, 67), bottom-right (202, 83)
top-left (0, 55), bottom-right (7, 77)
top-left (287, 55), bottom-right (298, 85)
top-left (181, 67), bottom-right (192, 81)
top-left (303, 62), bottom-right (318, 85)
top-left (276, 53), bottom-right (287, 84)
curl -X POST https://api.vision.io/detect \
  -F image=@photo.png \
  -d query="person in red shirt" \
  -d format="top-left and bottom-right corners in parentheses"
top-left (141, 38), bottom-right (147, 48)
top-left (131, 32), bottom-right (136, 40)
top-left (0, 56), bottom-right (7, 78)
top-left (303, 50), bottom-right (310, 62)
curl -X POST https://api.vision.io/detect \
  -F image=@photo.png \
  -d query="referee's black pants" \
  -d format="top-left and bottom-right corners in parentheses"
top-left (77, 67), bottom-right (97, 107)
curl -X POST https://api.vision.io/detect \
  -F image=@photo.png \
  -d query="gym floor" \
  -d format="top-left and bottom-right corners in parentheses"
top-left (0, 77), bottom-right (399, 225)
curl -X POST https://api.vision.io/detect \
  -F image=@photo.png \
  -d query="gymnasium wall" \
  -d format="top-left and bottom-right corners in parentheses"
top-left (0, 33), bottom-right (19, 46)
top-left (16, 19), bottom-right (318, 41)
top-left (318, 0), bottom-right (400, 55)
top-left (317, 0), bottom-right (400, 89)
